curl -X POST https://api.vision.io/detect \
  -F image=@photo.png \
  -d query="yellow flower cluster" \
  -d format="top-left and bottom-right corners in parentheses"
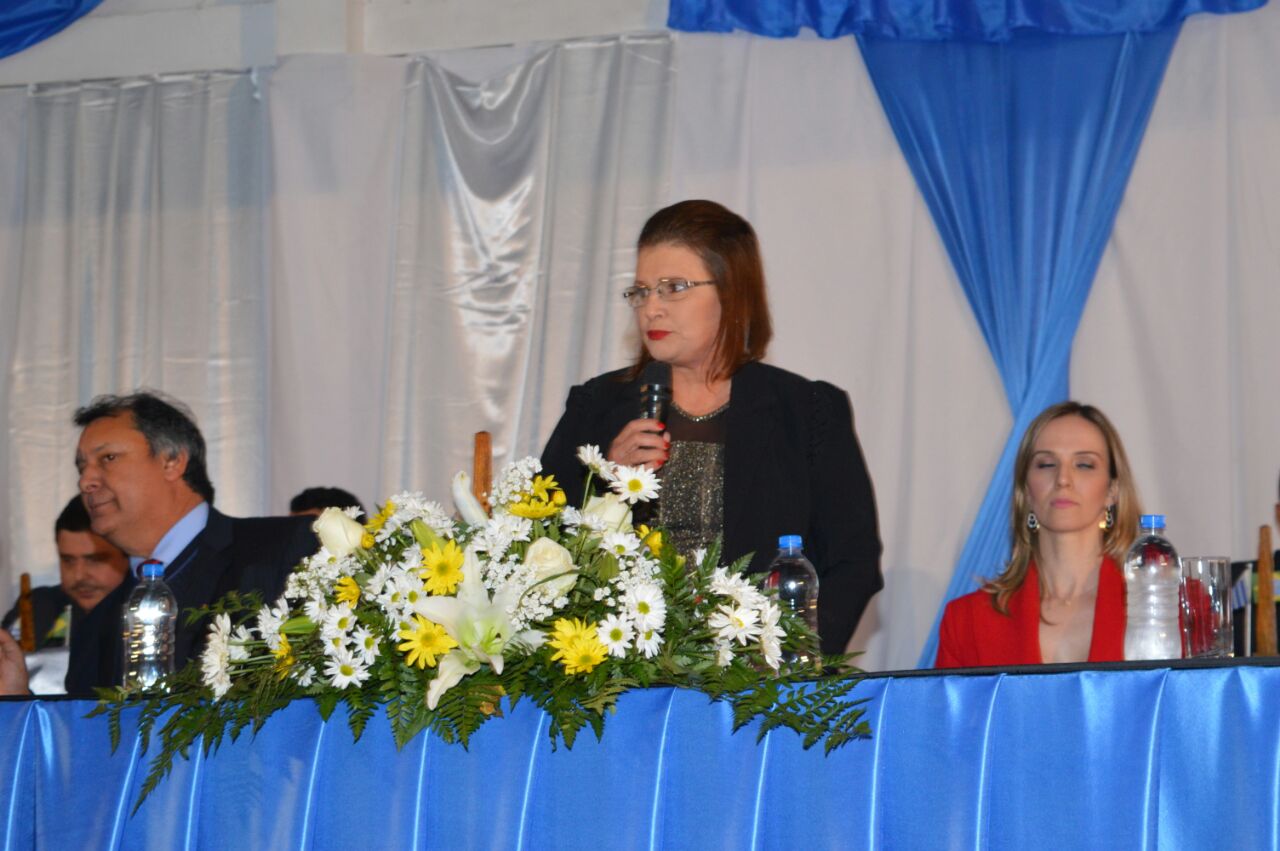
top-left (273, 634), bottom-right (294, 680)
top-left (397, 614), bottom-right (457, 669)
top-left (419, 539), bottom-right (464, 595)
top-left (361, 500), bottom-right (397, 549)
top-left (507, 475), bottom-right (567, 520)
top-left (548, 617), bottom-right (607, 675)
top-left (334, 576), bottom-right (361, 607)
top-left (635, 525), bottom-right (664, 556)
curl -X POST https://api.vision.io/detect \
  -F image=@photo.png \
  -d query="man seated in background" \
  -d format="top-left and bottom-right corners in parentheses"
top-left (289, 486), bottom-right (366, 522)
top-left (0, 390), bottom-right (319, 695)
top-left (2, 497), bottom-right (129, 649)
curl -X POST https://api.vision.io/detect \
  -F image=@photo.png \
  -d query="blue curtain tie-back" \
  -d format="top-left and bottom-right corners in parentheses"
top-left (669, 0), bottom-right (1266, 41)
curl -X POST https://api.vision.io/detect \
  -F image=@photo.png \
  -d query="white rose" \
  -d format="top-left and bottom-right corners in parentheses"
top-left (582, 492), bottom-right (632, 533)
top-left (524, 537), bottom-right (579, 598)
top-left (312, 507), bottom-right (365, 558)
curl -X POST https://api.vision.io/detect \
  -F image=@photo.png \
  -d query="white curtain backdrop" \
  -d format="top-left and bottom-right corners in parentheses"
top-left (0, 72), bottom-right (273, 586)
top-left (1, 7), bottom-right (1277, 672)
top-left (266, 36), bottom-right (671, 521)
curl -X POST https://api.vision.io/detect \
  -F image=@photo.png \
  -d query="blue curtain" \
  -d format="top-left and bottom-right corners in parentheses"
top-left (0, 0), bottom-right (102, 61)
top-left (669, 0), bottom-right (1265, 40)
top-left (864, 31), bottom-right (1180, 665)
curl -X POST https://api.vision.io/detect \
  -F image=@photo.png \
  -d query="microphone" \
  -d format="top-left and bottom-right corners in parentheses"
top-left (639, 361), bottom-right (672, 427)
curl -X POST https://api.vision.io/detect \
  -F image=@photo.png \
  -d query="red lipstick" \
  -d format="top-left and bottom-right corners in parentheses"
top-left (646, 330), bottom-right (670, 340)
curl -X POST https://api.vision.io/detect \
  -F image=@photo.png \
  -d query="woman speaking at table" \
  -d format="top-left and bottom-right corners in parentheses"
top-left (540, 200), bottom-right (883, 655)
top-left (936, 403), bottom-right (1142, 667)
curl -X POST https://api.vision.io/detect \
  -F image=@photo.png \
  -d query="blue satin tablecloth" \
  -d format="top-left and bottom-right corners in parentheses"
top-left (2, 663), bottom-right (1276, 849)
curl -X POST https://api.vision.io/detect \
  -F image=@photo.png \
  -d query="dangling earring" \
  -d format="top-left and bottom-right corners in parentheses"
top-left (1027, 512), bottom-right (1039, 532)
top-left (1100, 505), bottom-right (1115, 531)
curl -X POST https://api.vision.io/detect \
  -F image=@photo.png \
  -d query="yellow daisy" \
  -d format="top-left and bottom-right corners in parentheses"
top-left (548, 617), bottom-right (594, 653)
top-left (507, 475), bottom-right (567, 519)
top-left (530, 475), bottom-right (559, 501)
top-left (636, 525), bottom-right (664, 556)
top-left (397, 615), bottom-right (457, 669)
top-left (334, 576), bottom-right (361, 607)
top-left (272, 634), bottom-right (294, 680)
top-left (553, 634), bottom-right (608, 676)
top-left (419, 539), bottom-right (465, 595)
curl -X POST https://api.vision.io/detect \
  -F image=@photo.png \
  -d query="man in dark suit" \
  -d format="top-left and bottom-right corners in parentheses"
top-left (0, 391), bottom-right (318, 695)
top-left (69, 392), bottom-right (318, 692)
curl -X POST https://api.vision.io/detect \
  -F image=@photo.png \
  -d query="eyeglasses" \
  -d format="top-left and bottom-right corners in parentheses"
top-left (621, 278), bottom-right (717, 308)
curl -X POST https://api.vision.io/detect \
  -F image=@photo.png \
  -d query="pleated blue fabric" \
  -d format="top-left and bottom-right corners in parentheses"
top-left (6, 667), bottom-right (1280, 848)
top-left (668, 0), bottom-right (1267, 40)
top-left (0, 0), bottom-right (103, 60)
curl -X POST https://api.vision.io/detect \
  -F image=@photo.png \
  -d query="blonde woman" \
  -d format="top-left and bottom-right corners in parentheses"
top-left (936, 402), bottom-right (1141, 667)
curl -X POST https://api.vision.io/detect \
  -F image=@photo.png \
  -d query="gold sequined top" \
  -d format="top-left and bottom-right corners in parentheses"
top-left (657, 401), bottom-right (728, 558)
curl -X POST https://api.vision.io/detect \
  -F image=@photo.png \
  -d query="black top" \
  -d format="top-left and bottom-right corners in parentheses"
top-left (541, 360), bottom-right (883, 654)
top-left (65, 507), bottom-right (318, 694)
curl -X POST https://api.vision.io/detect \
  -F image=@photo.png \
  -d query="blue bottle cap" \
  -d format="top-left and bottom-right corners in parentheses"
top-left (778, 534), bottom-right (803, 549)
top-left (1139, 514), bottom-right (1166, 528)
top-left (142, 562), bottom-right (164, 579)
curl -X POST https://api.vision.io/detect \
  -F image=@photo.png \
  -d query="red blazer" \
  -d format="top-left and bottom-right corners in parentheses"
top-left (935, 557), bottom-right (1126, 668)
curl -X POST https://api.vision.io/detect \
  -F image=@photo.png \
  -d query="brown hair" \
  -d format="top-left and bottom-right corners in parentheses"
top-left (984, 401), bottom-right (1142, 614)
top-left (627, 200), bottom-right (772, 383)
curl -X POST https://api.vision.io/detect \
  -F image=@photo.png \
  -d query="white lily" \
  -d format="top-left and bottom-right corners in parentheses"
top-left (451, 471), bottom-right (489, 526)
top-left (416, 548), bottom-right (521, 707)
top-left (426, 651), bottom-right (481, 710)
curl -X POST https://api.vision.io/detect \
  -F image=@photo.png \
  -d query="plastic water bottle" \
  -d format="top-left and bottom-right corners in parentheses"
top-left (121, 562), bottom-right (177, 690)
top-left (1123, 514), bottom-right (1182, 661)
top-left (767, 535), bottom-right (819, 665)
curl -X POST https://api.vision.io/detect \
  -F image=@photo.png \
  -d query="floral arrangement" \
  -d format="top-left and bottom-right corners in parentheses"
top-left (95, 446), bottom-right (870, 806)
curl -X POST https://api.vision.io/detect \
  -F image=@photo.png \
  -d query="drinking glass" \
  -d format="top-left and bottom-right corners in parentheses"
top-left (1180, 556), bottom-right (1233, 658)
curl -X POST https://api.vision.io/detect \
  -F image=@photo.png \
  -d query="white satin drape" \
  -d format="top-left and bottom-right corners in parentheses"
top-left (1, 8), bottom-right (1277, 672)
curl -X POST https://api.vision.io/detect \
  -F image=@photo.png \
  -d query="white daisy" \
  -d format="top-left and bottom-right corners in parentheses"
top-left (351, 626), bottom-right (381, 665)
top-left (635, 627), bottom-right (662, 658)
top-left (625, 584), bottom-right (667, 631)
top-left (321, 603), bottom-right (357, 638)
top-left (709, 603), bottom-right (762, 646)
top-left (229, 625), bottom-right (253, 662)
top-left (710, 567), bottom-right (757, 605)
top-left (293, 664), bottom-right (316, 688)
top-left (576, 444), bottom-right (615, 479)
top-left (255, 601), bottom-right (288, 651)
top-left (201, 614), bottom-right (233, 699)
top-left (596, 614), bottom-right (634, 658)
top-left (715, 640), bottom-right (734, 668)
top-left (365, 564), bottom-right (394, 599)
top-left (602, 531), bottom-right (640, 557)
top-left (610, 464), bottom-right (660, 504)
top-left (324, 646), bottom-right (370, 689)
top-left (760, 633), bottom-right (782, 669)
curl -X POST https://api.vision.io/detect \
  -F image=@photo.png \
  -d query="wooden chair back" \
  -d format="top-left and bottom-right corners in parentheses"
top-left (17, 573), bottom-right (35, 652)
top-left (472, 431), bottom-right (492, 513)
top-left (1257, 526), bottom-right (1276, 656)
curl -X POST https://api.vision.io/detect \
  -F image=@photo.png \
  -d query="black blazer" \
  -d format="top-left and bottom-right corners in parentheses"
top-left (65, 507), bottom-right (317, 694)
top-left (541, 361), bottom-right (883, 654)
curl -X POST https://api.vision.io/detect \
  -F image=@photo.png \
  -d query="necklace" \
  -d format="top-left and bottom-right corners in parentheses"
top-left (671, 400), bottom-right (730, 422)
